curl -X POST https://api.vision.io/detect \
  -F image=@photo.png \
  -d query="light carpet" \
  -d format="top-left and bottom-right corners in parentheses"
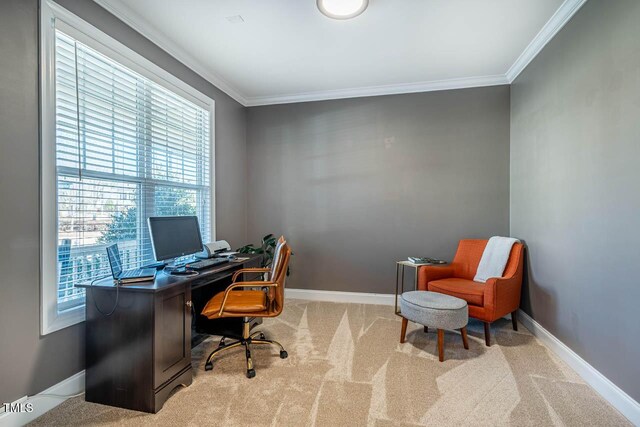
top-left (30, 300), bottom-right (630, 426)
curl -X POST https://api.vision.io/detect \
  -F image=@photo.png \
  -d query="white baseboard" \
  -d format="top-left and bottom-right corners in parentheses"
top-left (0, 370), bottom-right (85, 427)
top-left (518, 310), bottom-right (639, 425)
top-left (286, 288), bottom-right (395, 306)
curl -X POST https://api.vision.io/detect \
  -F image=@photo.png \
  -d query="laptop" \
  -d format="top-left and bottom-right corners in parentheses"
top-left (106, 244), bottom-right (157, 284)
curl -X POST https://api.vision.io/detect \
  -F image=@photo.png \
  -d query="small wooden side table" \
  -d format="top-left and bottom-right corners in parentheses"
top-left (394, 260), bottom-right (447, 316)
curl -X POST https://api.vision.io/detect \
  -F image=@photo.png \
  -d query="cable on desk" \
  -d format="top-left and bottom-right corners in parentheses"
top-left (89, 275), bottom-right (120, 316)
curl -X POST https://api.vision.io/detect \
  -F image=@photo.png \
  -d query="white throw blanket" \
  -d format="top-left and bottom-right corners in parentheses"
top-left (473, 236), bottom-right (519, 283)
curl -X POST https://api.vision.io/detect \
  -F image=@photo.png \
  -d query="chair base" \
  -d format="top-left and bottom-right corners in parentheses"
top-left (204, 319), bottom-right (287, 378)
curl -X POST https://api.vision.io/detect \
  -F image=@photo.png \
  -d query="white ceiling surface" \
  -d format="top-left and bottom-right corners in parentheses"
top-left (96, 0), bottom-right (567, 105)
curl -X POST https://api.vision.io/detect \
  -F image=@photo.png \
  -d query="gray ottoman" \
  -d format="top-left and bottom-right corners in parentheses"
top-left (399, 291), bottom-right (469, 361)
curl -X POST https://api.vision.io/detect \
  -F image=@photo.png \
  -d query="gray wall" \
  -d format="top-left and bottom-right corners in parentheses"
top-left (247, 87), bottom-right (511, 294)
top-left (4, 0), bottom-right (636, 410)
top-left (0, 0), bottom-right (84, 405)
top-left (510, 0), bottom-right (640, 402)
top-left (0, 0), bottom-right (246, 404)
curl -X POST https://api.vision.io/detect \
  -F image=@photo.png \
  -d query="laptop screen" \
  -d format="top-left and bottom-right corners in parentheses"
top-left (106, 244), bottom-right (123, 279)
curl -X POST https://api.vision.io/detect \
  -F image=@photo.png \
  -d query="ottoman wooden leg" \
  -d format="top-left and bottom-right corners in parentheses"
top-left (437, 329), bottom-right (444, 362)
top-left (460, 326), bottom-right (469, 350)
top-left (400, 317), bottom-right (408, 343)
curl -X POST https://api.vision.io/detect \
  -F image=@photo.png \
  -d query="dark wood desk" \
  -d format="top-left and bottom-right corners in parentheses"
top-left (77, 255), bottom-right (261, 413)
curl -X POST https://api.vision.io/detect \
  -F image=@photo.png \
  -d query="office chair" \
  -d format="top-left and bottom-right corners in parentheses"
top-left (200, 237), bottom-right (292, 378)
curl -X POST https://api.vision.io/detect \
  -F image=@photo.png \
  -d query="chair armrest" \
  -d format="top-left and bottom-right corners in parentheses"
top-left (417, 266), bottom-right (454, 290)
top-left (484, 276), bottom-right (522, 320)
top-left (218, 281), bottom-right (277, 316)
top-left (231, 267), bottom-right (270, 282)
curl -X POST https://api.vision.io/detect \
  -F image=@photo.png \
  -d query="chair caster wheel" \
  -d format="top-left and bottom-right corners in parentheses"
top-left (260, 333), bottom-right (266, 340)
top-left (280, 350), bottom-right (288, 359)
top-left (219, 338), bottom-right (226, 347)
top-left (246, 369), bottom-right (256, 378)
top-left (205, 362), bottom-right (213, 371)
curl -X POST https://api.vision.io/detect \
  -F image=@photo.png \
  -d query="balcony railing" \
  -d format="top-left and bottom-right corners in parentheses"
top-left (57, 239), bottom-right (140, 311)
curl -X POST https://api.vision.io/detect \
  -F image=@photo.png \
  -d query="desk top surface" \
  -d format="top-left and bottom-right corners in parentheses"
top-left (77, 254), bottom-right (262, 293)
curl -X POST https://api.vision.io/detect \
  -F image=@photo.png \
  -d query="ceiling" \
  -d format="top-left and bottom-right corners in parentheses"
top-left (94, 0), bottom-right (586, 106)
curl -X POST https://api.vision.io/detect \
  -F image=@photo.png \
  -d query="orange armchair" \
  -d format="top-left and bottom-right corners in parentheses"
top-left (418, 239), bottom-right (524, 346)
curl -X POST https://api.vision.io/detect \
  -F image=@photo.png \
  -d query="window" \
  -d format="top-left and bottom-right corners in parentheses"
top-left (41, 2), bottom-right (214, 334)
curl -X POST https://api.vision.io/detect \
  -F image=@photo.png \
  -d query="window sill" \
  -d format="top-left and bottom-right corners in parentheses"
top-left (41, 304), bottom-right (85, 336)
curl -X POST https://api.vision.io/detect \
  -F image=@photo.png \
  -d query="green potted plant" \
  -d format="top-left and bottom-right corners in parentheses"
top-left (237, 234), bottom-right (291, 275)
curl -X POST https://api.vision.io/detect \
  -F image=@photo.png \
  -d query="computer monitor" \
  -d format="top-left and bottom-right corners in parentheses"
top-left (147, 216), bottom-right (203, 261)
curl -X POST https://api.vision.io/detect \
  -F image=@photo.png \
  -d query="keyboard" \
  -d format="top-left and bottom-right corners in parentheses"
top-left (187, 257), bottom-right (229, 271)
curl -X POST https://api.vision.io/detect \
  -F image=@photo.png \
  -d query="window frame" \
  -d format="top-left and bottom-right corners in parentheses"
top-left (40, 0), bottom-right (215, 335)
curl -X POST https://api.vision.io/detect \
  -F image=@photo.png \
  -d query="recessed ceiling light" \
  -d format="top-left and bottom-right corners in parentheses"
top-left (317, 0), bottom-right (369, 20)
top-left (225, 15), bottom-right (244, 24)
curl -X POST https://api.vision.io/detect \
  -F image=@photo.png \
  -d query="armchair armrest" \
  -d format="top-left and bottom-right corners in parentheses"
top-left (231, 267), bottom-right (270, 282)
top-left (218, 280), bottom-right (277, 316)
top-left (484, 276), bottom-right (522, 320)
top-left (417, 265), bottom-right (454, 290)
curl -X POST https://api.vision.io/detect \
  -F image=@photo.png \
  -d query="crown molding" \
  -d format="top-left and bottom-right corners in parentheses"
top-left (244, 75), bottom-right (510, 107)
top-left (91, 0), bottom-right (585, 107)
top-left (92, 0), bottom-right (248, 106)
top-left (506, 0), bottom-right (588, 82)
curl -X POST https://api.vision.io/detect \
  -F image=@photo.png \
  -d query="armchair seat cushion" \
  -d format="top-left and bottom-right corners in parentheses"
top-left (428, 278), bottom-right (485, 307)
top-left (202, 290), bottom-right (267, 318)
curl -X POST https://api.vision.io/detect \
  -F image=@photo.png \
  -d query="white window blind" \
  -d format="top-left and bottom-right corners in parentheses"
top-left (54, 29), bottom-right (211, 311)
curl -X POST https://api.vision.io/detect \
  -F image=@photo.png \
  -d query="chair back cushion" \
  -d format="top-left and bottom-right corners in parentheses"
top-left (452, 239), bottom-right (523, 280)
top-left (451, 239), bottom-right (488, 280)
top-left (270, 236), bottom-right (286, 280)
top-left (270, 242), bottom-right (291, 315)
